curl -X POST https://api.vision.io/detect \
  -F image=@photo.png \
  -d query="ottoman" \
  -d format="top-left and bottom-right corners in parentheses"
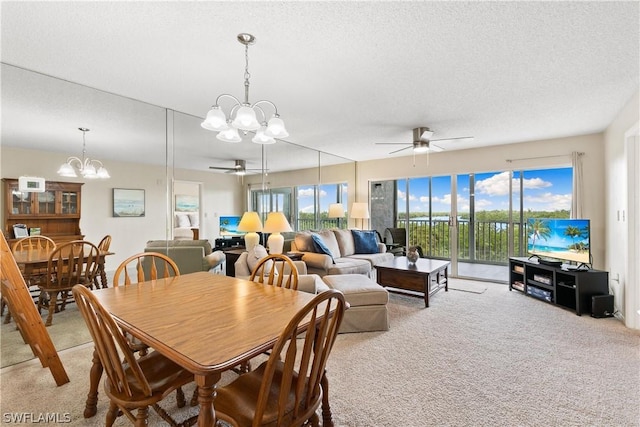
top-left (322, 274), bottom-right (390, 333)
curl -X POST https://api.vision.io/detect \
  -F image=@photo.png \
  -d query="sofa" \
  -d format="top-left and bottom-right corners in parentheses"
top-left (144, 239), bottom-right (225, 275)
top-left (291, 228), bottom-right (394, 278)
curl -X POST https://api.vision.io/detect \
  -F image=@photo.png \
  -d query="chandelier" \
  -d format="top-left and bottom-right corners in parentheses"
top-left (57, 128), bottom-right (110, 179)
top-left (201, 33), bottom-right (288, 145)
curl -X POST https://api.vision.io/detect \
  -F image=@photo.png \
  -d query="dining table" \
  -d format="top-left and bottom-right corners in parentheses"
top-left (83, 271), bottom-right (332, 427)
top-left (12, 247), bottom-right (114, 289)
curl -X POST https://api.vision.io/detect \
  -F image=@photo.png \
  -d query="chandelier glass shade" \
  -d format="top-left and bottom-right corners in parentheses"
top-left (57, 128), bottom-right (110, 179)
top-left (201, 33), bottom-right (288, 145)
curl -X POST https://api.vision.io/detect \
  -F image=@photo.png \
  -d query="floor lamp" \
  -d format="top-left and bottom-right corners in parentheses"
top-left (263, 212), bottom-right (293, 254)
top-left (237, 211), bottom-right (263, 251)
top-left (350, 202), bottom-right (370, 230)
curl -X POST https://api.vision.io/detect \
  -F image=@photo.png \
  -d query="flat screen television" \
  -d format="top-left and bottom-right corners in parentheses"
top-left (526, 218), bottom-right (591, 265)
top-left (219, 215), bottom-right (245, 236)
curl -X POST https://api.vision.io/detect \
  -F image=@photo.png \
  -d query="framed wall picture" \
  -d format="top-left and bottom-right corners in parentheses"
top-left (113, 188), bottom-right (145, 217)
top-left (175, 194), bottom-right (199, 212)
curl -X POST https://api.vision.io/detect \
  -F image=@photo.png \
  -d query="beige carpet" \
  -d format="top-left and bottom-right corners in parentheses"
top-left (1, 279), bottom-right (639, 426)
top-left (1, 304), bottom-right (91, 368)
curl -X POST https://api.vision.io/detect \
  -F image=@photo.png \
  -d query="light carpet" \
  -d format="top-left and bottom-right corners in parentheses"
top-left (0, 279), bottom-right (638, 426)
top-left (1, 304), bottom-right (91, 368)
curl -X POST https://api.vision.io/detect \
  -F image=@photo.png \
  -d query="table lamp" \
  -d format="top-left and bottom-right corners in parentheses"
top-left (263, 211), bottom-right (293, 254)
top-left (328, 203), bottom-right (345, 227)
top-left (236, 211), bottom-right (263, 251)
top-left (350, 202), bottom-right (370, 229)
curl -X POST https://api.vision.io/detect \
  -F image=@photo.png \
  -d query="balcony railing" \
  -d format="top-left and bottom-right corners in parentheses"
top-left (397, 219), bottom-right (523, 265)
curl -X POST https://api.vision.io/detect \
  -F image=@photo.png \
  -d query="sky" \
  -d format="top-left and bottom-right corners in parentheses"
top-left (396, 167), bottom-right (572, 214)
top-left (294, 167), bottom-right (571, 216)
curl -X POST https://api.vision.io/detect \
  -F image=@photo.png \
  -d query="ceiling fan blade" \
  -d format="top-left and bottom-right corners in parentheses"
top-left (375, 142), bottom-right (411, 145)
top-left (429, 144), bottom-right (444, 152)
top-left (209, 166), bottom-right (234, 170)
top-left (430, 136), bottom-right (474, 143)
top-left (389, 146), bottom-right (413, 154)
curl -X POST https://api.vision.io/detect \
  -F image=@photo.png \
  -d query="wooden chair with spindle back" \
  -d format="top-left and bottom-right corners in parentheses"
top-left (249, 253), bottom-right (299, 290)
top-left (72, 285), bottom-right (196, 427)
top-left (93, 234), bottom-right (112, 289)
top-left (112, 252), bottom-right (180, 356)
top-left (214, 289), bottom-right (347, 427)
top-left (38, 240), bottom-right (100, 326)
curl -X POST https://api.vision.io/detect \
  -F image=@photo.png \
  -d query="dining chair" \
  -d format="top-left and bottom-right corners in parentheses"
top-left (249, 254), bottom-right (299, 290)
top-left (94, 234), bottom-right (112, 289)
top-left (2, 236), bottom-right (57, 323)
top-left (113, 252), bottom-right (180, 286)
top-left (11, 235), bottom-right (57, 252)
top-left (112, 252), bottom-right (181, 356)
top-left (214, 289), bottom-right (347, 427)
top-left (72, 285), bottom-right (197, 427)
top-left (38, 240), bottom-right (100, 326)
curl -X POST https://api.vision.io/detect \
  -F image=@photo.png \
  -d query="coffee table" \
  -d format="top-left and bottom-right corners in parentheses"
top-left (376, 257), bottom-right (450, 307)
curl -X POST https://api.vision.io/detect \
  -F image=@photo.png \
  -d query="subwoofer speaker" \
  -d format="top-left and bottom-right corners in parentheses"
top-left (591, 294), bottom-right (614, 318)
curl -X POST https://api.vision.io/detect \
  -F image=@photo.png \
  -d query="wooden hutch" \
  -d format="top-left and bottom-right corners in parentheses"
top-left (3, 178), bottom-right (84, 246)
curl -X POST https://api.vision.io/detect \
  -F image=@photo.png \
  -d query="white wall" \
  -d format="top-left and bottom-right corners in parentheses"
top-left (1, 146), bottom-right (243, 273)
top-left (604, 89), bottom-right (639, 327)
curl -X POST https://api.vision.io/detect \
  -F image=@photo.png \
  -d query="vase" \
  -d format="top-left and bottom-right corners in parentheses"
top-left (406, 249), bottom-right (419, 263)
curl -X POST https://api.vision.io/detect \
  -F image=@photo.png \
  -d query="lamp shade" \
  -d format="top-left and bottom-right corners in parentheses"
top-left (328, 203), bottom-right (345, 218)
top-left (237, 211), bottom-right (263, 251)
top-left (263, 212), bottom-right (293, 233)
top-left (237, 212), bottom-right (263, 232)
top-left (350, 202), bottom-right (370, 219)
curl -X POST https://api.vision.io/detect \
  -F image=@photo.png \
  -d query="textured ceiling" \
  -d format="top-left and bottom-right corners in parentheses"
top-left (1, 1), bottom-right (638, 171)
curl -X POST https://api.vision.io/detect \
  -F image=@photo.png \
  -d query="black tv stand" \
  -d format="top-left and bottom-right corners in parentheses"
top-left (509, 257), bottom-right (609, 316)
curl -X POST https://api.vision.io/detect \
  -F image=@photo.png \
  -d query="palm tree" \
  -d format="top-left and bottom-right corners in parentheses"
top-left (565, 225), bottom-right (588, 251)
top-left (529, 219), bottom-right (551, 250)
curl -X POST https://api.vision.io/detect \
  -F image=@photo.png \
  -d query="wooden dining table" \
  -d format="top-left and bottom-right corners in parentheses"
top-left (83, 271), bottom-right (330, 427)
top-left (12, 247), bottom-right (114, 289)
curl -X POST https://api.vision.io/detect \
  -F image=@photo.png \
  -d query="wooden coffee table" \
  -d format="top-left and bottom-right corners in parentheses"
top-left (376, 257), bottom-right (450, 307)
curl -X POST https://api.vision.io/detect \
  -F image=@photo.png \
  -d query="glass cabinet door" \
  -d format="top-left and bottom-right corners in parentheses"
top-left (37, 190), bottom-right (56, 214)
top-left (60, 191), bottom-right (78, 214)
top-left (11, 188), bottom-right (32, 214)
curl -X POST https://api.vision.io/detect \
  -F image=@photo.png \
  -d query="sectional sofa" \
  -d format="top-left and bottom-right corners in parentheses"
top-left (291, 228), bottom-right (394, 278)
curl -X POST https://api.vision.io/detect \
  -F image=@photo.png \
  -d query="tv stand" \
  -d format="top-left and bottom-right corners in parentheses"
top-left (509, 257), bottom-right (609, 316)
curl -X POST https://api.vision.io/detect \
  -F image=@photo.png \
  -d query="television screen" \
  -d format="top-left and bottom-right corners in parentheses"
top-left (527, 218), bottom-right (590, 264)
top-left (219, 216), bottom-right (245, 236)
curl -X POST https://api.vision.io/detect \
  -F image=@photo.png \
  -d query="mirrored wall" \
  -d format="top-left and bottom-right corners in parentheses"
top-left (1, 63), bottom-right (356, 272)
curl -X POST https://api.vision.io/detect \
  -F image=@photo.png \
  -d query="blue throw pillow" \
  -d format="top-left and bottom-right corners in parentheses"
top-left (352, 230), bottom-right (378, 254)
top-left (311, 233), bottom-right (335, 263)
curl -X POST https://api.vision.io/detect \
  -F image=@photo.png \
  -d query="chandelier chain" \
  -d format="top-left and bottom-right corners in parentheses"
top-left (243, 44), bottom-right (251, 104)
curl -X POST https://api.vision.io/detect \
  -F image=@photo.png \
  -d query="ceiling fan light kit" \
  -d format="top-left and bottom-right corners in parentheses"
top-left (201, 33), bottom-right (288, 145)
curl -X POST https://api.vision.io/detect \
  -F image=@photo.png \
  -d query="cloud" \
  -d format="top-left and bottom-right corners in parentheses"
top-left (475, 171), bottom-right (552, 196)
top-left (299, 204), bottom-right (315, 213)
top-left (297, 188), bottom-right (326, 197)
top-left (525, 192), bottom-right (571, 211)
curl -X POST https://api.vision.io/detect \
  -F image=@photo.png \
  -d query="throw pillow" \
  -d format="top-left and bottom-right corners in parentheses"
top-left (246, 245), bottom-right (277, 276)
top-left (311, 233), bottom-right (336, 264)
top-left (176, 213), bottom-right (190, 228)
top-left (187, 213), bottom-right (199, 228)
top-left (352, 230), bottom-right (379, 254)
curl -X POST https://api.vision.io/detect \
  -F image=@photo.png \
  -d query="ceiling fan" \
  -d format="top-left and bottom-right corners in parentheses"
top-left (376, 127), bottom-right (474, 154)
top-left (208, 159), bottom-right (263, 175)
